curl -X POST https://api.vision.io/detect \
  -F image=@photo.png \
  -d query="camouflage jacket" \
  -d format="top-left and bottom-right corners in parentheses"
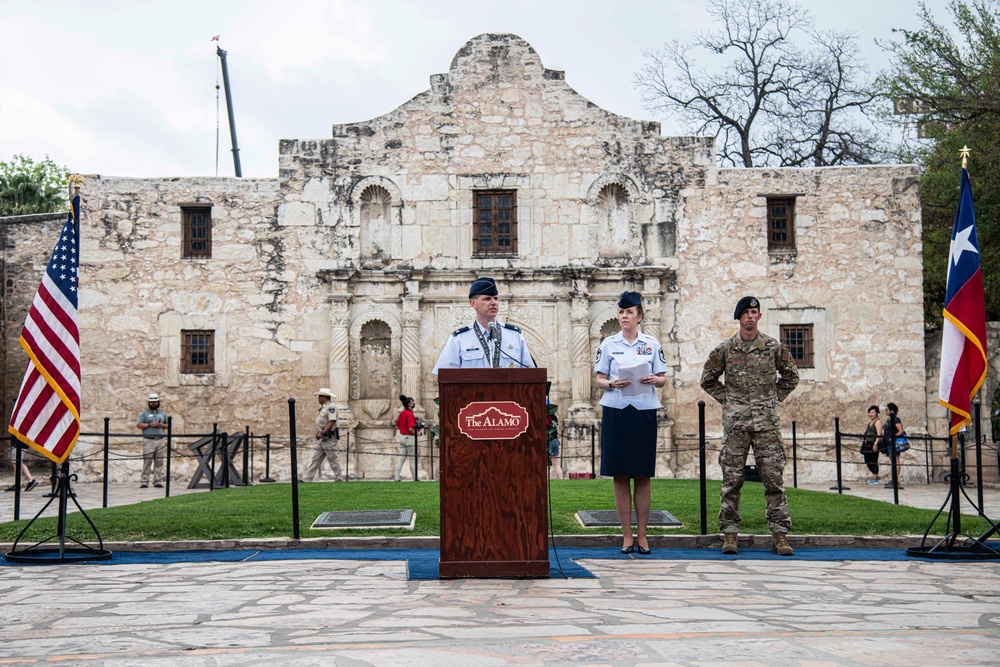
top-left (700, 331), bottom-right (799, 431)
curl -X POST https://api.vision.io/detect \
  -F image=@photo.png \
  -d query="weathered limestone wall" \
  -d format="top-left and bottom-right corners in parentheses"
top-left (75, 177), bottom-right (315, 440)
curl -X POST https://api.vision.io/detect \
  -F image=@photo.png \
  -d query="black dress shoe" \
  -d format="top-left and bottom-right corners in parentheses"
top-left (621, 544), bottom-right (634, 554)
top-left (636, 545), bottom-right (651, 555)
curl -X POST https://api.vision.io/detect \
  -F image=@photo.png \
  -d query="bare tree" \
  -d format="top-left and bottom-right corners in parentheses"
top-left (635, 0), bottom-right (887, 167)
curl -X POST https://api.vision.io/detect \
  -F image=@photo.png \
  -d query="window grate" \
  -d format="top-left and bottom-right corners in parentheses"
top-left (473, 190), bottom-right (517, 256)
top-left (181, 330), bottom-right (215, 374)
top-left (182, 206), bottom-right (212, 259)
top-left (767, 197), bottom-right (795, 251)
top-left (780, 324), bottom-right (814, 368)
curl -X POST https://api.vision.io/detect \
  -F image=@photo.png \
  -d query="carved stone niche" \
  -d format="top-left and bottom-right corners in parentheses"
top-left (349, 312), bottom-right (402, 432)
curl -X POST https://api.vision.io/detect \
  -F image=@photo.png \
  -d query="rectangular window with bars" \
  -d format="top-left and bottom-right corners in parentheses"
top-left (780, 324), bottom-right (814, 368)
top-left (182, 206), bottom-right (212, 259)
top-left (767, 197), bottom-right (795, 251)
top-left (181, 330), bottom-right (215, 374)
top-left (473, 190), bottom-right (518, 256)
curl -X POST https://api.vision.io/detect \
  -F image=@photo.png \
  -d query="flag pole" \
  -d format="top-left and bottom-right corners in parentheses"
top-left (907, 147), bottom-right (999, 560)
top-left (5, 175), bottom-right (111, 564)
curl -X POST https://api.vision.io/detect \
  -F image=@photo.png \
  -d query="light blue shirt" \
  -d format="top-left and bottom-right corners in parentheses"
top-left (433, 320), bottom-right (535, 374)
top-left (594, 330), bottom-right (666, 410)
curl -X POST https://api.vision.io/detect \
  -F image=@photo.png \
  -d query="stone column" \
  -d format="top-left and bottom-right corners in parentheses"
top-left (569, 281), bottom-right (595, 418)
top-left (328, 286), bottom-right (354, 422)
top-left (400, 283), bottom-right (423, 406)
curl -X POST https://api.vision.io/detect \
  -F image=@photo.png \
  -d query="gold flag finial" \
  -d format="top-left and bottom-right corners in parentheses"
top-left (959, 146), bottom-right (971, 170)
top-left (67, 174), bottom-right (86, 196)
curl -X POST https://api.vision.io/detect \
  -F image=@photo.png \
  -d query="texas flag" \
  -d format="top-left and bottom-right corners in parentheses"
top-left (938, 167), bottom-right (988, 434)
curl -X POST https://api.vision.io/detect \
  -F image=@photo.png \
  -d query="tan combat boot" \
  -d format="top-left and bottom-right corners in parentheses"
top-left (721, 533), bottom-right (738, 554)
top-left (771, 532), bottom-right (794, 556)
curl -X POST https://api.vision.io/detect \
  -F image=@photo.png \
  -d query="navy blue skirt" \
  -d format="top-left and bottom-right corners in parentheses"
top-left (600, 405), bottom-right (657, 477)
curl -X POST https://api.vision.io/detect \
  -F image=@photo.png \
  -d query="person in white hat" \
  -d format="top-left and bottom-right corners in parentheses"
top-left (136, 393), bottom-right (169, 488)
top-left (302, 388), bottom-right (342, 482)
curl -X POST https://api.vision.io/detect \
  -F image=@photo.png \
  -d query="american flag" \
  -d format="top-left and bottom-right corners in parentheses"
top-left (938, 167), bottom-right (988, 434)
top-left (8, 196), bottom-right (81, 463)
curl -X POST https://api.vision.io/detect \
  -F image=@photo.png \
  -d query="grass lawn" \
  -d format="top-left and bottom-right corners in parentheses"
top-left (1, 479), bottom-right (992, 543)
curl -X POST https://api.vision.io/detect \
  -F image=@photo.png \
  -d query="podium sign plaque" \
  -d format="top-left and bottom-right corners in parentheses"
top-left (438, 368), bottom-right (549, 578)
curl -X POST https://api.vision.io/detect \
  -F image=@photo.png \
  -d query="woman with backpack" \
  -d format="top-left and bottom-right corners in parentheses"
top-left (882, 402), bottom-right (907, 488)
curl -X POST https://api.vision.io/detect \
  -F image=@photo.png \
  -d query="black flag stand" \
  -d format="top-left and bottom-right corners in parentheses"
top-left (5, 461), bottom-right (112, 564)
top-left (906, 403), bottom-right (1000, 560)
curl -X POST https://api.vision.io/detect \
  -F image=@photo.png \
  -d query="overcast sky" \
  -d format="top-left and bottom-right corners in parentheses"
top-left (1, 0), bottom-right (947, 178)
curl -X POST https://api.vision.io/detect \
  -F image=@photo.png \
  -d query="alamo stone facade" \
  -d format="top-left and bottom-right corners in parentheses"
top-left (2, 34), bottom-right (938, 484)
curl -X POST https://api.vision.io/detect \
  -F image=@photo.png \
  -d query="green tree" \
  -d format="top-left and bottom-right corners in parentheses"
top-left (0, 155), bottom-right (69, 216)
top-left (874, 0), bottom-right (1000, 324)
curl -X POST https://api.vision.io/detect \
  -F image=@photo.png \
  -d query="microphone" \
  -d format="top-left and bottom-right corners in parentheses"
top-left (487, 320), bottom-right (534, 368)
top-left (499, 343), bottom-right (534, 368)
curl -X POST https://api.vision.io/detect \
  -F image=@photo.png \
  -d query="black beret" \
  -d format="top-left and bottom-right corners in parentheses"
top-left (618, 291), bottom-right (642, 309)
top-left (733, 296), bottom-right (760, 319)
top-left (469, 277), bottom-right (498, 298)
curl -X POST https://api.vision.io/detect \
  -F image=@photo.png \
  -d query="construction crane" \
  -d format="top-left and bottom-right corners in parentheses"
top-left (216, 46), bottom-right (242, 177)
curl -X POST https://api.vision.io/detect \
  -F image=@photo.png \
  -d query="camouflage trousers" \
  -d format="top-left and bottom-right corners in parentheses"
top-left (718, 429), bottom-right (791, 535)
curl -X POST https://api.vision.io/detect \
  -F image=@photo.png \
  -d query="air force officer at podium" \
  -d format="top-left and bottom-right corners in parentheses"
top-left (433, 277), bottom-right (535, 374)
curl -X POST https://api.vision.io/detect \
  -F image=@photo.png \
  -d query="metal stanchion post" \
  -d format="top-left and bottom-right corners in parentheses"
top-left (288, 398), bottom-right (300, 541)
top-left (261, 434), bottom-right (275, 482)
top-left (243, 425), bottom-right (250, 486)
top-left (925, 432), bottom-right (932, 484)
top-left (698, 400), bottom-right (707, 536)
top-left (102, 417), bottom-right (110, 509)
top-left (222, 432), bottom-right (230, 488)
top-left (13, 440), bottom-right (23, 521)
top-left (791, 420), bottom-right (798, 489)
top-left (974, 398), bottom-right (984, 515)
top-left (345, 429), bottom-right (350, 482)
top-left (165, 417), bottom-right (173, 498)
top-left (889, 439), bottom-right (900, 504)
top-left (830, 417), bottom-right (849, 492)
top-left (590, 424), bottom-right (596, 478)
top-left (414, 424), bottom-right (420, 482)
top-left (210, 423), bottom-right (218, 492)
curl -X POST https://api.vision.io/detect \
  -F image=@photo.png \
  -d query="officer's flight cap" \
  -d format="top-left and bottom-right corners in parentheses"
top-left (734, 296), bottom-right (760, 319)
top-left (618, 291), bottom-right (642, 309)
top-left (469, 276), bottom-right (499, 298)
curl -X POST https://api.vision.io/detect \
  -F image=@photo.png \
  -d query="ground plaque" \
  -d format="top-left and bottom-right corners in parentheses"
top-left (311, 510), bottom-right (415, 530)
top-left (576, 510), bottom-right (681, 528)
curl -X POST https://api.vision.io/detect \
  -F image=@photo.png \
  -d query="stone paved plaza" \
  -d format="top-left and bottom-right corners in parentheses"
top-left (3, 479), bottom-right (1000, 664)
top-left (1, 556), bottom-right (999, 665)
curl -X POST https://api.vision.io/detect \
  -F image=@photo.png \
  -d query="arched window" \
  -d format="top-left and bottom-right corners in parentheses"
top-left (359, 320), bottom-right (392, 399)
top-left (597, 183), bottom-right (630, 258)
top-left (360, 185), bottom-right (392, 261)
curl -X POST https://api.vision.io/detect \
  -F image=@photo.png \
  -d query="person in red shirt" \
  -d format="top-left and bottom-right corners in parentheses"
top-left (394, 395), bottom-right (420, 481)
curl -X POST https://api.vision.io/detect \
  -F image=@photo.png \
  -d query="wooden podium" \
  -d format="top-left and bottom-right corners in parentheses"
top-left (437, 368), bottom-right (549, 578)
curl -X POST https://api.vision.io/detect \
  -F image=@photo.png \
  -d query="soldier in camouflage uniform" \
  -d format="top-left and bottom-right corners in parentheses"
top-left (700, 296), bottom-right (800, 556)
